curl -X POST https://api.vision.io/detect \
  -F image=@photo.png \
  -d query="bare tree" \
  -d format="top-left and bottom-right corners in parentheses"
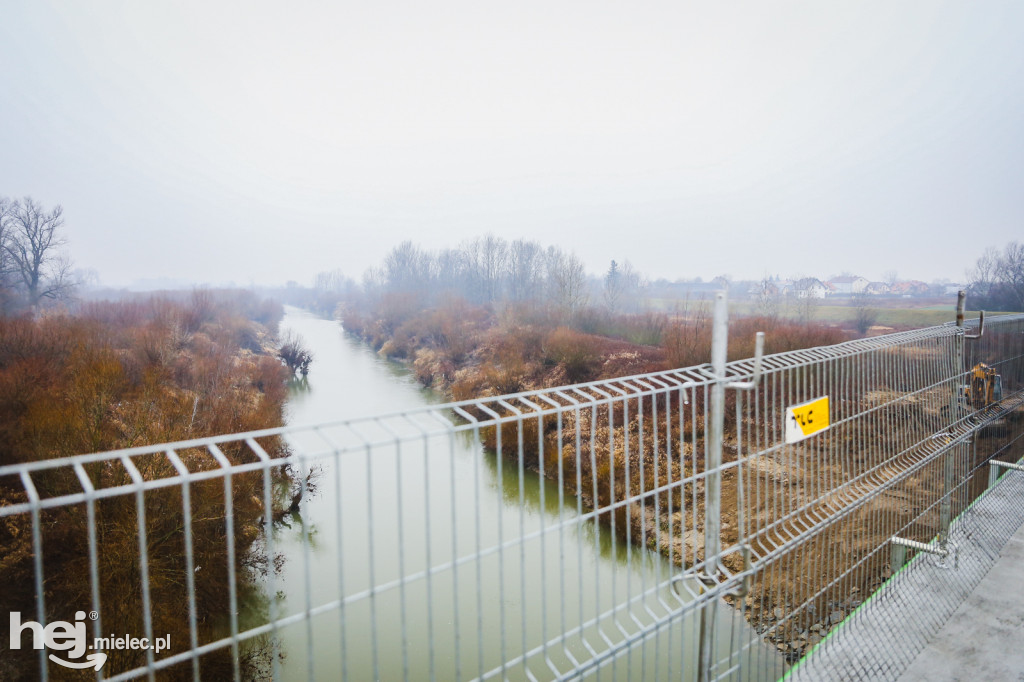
top-left (851, 293), bottom-right (878, 335)
top-left (967, 242), bottom-right (1024, 311)
top-left (464, 235), bottom-right (508, 304)
top-left (0, 198), bottom-right (15, 312)
top-left (382, 240), bottom-right (432, 294)
top-left (995, 242), bottom-right (1024, 311)
top-left (792, 280), bottom-right (821, 325)
top-left (620, 261), bottom-right (646, 312)
top-left (507, 239), bottom-right (544, 303)
top-left (755, 274), bottom-right (780, 320)
top-left (278, 330), bottom-right (314, 377)
top-left (0, 197), bottom-right (13, 281)
top-left (313, 269), bottom-right (350, 292)
top-left (546, 247), bottom-right (588, 317)
top-left (966, 247), bottom-right (998, 300)
top-left (603, 259), bottom-right (643, 314)
top-left (434, 248), bottom-right (467, 296)
top-left (882, 269), bottom-right (899, 287)
top-left (798, 296), bottom-right (819, 324)
top-left (3, 197), bottom-right (74, 306)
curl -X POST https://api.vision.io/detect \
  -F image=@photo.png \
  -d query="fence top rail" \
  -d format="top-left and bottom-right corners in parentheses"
top-left (724, 322), bottom-right (964, 378)
top-left (944, 311), bottom-right (1024, 328)
top-left (0, 314), bottom-right (986, 479)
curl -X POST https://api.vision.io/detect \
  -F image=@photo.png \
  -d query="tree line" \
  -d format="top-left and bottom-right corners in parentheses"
top-left (288, 236), bottom-right (645, 332)
top-left (359, 236), bottom-right (642, 314)
top-left (967, 241), bottom-right (1024, 311)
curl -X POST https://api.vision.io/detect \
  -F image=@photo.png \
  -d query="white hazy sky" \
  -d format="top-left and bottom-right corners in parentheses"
top-left (1, 1), bottom-right (1022, 287)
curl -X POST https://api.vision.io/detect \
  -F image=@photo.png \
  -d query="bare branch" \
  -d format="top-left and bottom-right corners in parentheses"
top-left (2, 197), bottom-right (72, 307)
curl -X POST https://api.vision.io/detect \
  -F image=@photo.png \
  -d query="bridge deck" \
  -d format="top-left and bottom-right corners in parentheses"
top-left (789, 467), bottom-right (1024, 681)
top-left (897, 516), bottom-right (1024, 681)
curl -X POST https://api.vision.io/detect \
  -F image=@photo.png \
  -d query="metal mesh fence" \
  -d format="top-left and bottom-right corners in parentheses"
top-left (731, 306), bottom-right (1024, 679)
top-left (1, 298), bottom-right (1022, 681)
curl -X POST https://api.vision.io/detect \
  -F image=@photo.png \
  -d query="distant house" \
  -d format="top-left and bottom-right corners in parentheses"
top-left (827, 276), bottom-right (869, 295)
top-left (732, 280), bottom-right (759, 299)
top-left (864, 282), bottom-right (890, 296)
top-left (793, 277), bottom-right (830, 299)
top-left (943, 284), bottom-right (964, 296)
top-left (747, 280), bottom-right (780, 297)
top-left (890, 280), bottom-right (930, 297)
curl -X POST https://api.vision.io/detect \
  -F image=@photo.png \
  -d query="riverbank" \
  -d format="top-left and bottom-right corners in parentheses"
top-left (0, 291), bottom-right (296, 680)
top-left (336, 298), bottom-right (1024, 665)
top-left (339, 300), bottom-right (867, 656)
top-left (269, 306), bottom-right (788, 680)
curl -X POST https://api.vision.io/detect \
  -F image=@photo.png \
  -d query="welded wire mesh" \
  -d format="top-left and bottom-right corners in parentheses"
top-left (1, 308), bottom-right (1022, 681)
top-left (737, 312), bottom-right (1024, 680)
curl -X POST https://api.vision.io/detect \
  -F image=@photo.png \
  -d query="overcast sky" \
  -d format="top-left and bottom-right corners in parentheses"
top-left (1, 1), bottom-right (1022, 288)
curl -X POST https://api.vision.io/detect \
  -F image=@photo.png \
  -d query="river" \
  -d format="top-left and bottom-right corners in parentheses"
top-left (262, 307), bottom-right (783, 680)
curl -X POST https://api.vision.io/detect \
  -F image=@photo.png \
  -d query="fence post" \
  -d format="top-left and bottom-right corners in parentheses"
top-left (988, 463), bottom-right (1001, 489)
top-left (891, 543), bottom-right (907, 574)
top-left (706, 290), bottom-right (728, 571)
top-left (940, 291), bottom-right (966, 549)
top-left (698, 290), bottom-right (729, 682)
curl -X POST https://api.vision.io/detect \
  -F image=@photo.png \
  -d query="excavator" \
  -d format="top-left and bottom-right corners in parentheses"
top-left (964, 363), bottom-right (1003, 409)
top-left (955, 363), bottom-right (1007, 436)
top-left (940, 363), bottom-right (1004, 426)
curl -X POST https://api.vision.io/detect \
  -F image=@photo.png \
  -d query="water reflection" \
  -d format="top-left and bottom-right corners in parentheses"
top-left (287, 375), bottom-right (311, 395)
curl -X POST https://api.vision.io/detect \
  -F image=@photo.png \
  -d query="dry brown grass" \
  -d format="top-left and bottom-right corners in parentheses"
top-left (0, 295), bottom-right (293, 680)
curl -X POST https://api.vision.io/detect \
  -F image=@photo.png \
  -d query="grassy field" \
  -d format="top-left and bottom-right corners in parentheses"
top-left (731, 302), bottom-right (978, 328)
top-left (646, 297), bottom-right (1005, 329)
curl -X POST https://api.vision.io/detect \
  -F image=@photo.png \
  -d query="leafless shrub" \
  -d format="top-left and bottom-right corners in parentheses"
top-left (278, 331), bottom-right (313, 376)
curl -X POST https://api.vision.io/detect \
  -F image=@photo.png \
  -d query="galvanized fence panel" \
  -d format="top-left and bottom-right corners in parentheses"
top-left (728, 308), bottom-right (1024, 677)
top-left (783, 309), bottom-right (1024, 679)
top-left (1, 298), bottom-right (1022, 681)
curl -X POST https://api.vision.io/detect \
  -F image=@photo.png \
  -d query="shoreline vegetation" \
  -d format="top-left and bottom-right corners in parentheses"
top-left (0, 290), bottom-right (299, 680)
top-left (337, 295), bottom-right (863, 661)
top-left (285, 234), bottom-right (1019, 663)
top-left (298, 237), bottom-right (861, 662)
top-left (336, 293), bottom-right (1015, 662)
top-left (340, 295), bottom-right (847, 526)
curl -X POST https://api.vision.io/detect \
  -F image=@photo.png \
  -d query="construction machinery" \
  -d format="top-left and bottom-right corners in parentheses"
top-left (958, 362), bottom-right (1010, 438)
top-left (965, 363), bottom-right (1003, 409)
top-left (939, 363), bottom-right (1005, 427)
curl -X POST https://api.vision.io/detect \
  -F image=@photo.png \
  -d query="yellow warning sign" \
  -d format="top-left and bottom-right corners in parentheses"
top-left (785, 396), bottom-right (830, 444)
